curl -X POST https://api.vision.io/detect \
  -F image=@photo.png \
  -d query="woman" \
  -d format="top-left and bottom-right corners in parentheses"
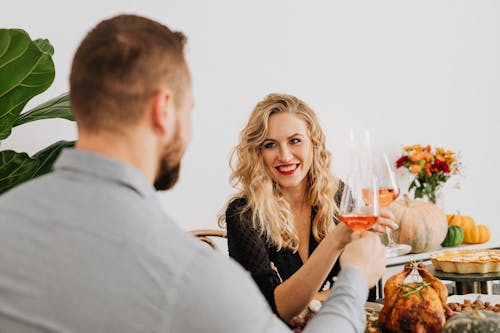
top-left (219, 93), bottom-right (397, 323)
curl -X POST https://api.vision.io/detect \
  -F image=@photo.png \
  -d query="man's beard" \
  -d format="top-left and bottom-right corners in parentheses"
top-left (154, 127), bottom-right (184, 191)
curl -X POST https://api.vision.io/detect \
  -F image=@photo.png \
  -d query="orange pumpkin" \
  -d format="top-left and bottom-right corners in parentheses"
top-left (446, 214), bottom-right (474, 234)
top-left (464, 225), bottom-right (491, 244)
top-left (446, 214), bottom-right (491, 244)
top-left (389, 195), bottom-right (448, 253)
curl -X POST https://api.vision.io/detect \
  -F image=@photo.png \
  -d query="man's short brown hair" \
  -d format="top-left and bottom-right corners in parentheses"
top-left (70, 14), bottom-right (188, 132)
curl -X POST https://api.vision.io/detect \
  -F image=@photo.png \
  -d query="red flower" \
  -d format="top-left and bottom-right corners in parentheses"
top-left (396, 155), bottom-right (409, 168)
top-left (431, 160), bottom-right (450, 173)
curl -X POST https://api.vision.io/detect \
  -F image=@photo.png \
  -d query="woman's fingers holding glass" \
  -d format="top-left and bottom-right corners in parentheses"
top-left (379, 207), bottom-right (396, 222)
top-left (370, 215), bottom-right (399, 233)
top-left (377, 208), bottom-right (399, 230)
top-left (370, 219), bottom-right (398, 233)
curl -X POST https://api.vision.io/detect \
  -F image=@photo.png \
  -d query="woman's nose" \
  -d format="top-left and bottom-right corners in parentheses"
top-left (278, 145), bottom-right (293, 162)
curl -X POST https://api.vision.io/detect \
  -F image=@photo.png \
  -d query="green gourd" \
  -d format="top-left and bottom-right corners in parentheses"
top-left (441, 225), bottom-right (464, 247)
top-left (442, 310), bottom-right (500, 333)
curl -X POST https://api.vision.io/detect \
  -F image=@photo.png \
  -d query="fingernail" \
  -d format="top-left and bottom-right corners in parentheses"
top-left (392, 222), bottom-right (399, 229)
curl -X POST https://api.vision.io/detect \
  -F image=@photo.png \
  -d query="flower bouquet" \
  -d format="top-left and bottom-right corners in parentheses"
top-left (396, 145), bottom-right (460, 204)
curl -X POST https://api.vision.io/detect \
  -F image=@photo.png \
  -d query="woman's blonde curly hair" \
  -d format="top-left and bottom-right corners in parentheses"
top-left (219, 93), bottom-right (339, 251)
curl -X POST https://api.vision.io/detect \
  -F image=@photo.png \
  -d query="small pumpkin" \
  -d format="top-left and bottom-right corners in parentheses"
top-left (447, 214), bottom-right (475, 234)
top-left (441, 225), bottom-right (464, 247)
top-left (464, 225), bottom-right (491, 244)
top-left (442, 310), bottom-right (500, 333)
top-left (388, 195), bottom-right (448, 253)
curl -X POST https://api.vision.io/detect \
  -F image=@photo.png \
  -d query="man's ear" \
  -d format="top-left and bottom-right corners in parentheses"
top-left (151, 88), bottom-right (174, 136)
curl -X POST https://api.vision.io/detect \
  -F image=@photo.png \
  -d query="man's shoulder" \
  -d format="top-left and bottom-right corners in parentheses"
top-left (0, 172), bottom-right (56, 205)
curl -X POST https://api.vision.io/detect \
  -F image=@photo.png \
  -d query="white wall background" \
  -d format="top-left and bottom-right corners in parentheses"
top-left (2, 1), bottom-right (499, 245)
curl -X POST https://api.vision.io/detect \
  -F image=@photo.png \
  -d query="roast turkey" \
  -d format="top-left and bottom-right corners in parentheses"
top-left (378, 262), bottom-right (454, 333)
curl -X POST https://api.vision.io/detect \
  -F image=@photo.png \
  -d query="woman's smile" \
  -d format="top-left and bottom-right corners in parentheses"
top-left (276, 163), bottom-right (300, 175)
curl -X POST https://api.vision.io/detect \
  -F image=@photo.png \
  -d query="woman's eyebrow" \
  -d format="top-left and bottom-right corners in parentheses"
top-left (288, 133), bottom-right (304, 139)
top-left (264, 133), bottom-right (305, 141)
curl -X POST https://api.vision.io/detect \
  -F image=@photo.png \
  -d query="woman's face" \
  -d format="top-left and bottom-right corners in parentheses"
top-left (261, 112), bottom-right (313, 193)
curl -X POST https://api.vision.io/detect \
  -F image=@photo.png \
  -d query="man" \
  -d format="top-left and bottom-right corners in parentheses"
top-left (0, 14), bottom-right (386, 332)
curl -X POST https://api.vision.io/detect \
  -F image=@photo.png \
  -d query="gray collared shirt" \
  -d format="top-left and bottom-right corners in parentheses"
top-left (0, 149), bottom-right (368, 332)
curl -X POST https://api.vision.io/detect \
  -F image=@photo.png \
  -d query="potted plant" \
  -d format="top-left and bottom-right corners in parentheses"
top-left (0, 28), bottom-right (74, 194)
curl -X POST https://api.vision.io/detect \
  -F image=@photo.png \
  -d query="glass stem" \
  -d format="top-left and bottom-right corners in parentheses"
top-left (386, 227), bottom-right (396, 247)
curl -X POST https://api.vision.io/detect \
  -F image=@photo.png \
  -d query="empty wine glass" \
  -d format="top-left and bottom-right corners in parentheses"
top-left (376, 153), bottom-right (412, 257)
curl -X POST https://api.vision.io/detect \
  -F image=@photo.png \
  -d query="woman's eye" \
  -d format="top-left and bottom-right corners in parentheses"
top-left (290, 138), bottom-right (301, 144)
top-left (262, 142), bottom-right (276, 149)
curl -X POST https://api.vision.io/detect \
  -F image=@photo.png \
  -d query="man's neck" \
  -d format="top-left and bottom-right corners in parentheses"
top-left (75, 129), bottom-right (157, 184)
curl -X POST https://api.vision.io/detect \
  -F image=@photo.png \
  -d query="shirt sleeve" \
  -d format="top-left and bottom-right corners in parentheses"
top-left (225, 198), bottom-right (282, 314)
top-left (168, 244), bottom-right (291, 333)
top-left (304, 266), bottom-right (369, 333)
top-left (169, 246), bottom-right (368, 333)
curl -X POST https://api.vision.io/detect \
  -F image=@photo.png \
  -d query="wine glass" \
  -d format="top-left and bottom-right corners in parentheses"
top-left (339, 172), bottom-right (380, 232)
top-left (376, 153), bottom-right (412, 257)
top-left (339, 129), bottom-right (379, 231)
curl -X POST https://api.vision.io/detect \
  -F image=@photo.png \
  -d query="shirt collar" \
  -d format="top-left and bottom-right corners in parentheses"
top-left (54, 149), bottom-right (156, 198)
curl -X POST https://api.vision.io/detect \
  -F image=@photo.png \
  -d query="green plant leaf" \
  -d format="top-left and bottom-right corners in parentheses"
top-left (34, 38), bottom-right (54, 56)
top-left (32, 140), bottom-right (74, 177)
top-left (14, 92), bottom-right (73, 127)
top-left (0, 140), bottom-right (74, 194)
top-left (0, 150), bottom-right (39, 194)
top-left (0, 29), bottom-right (55, 140)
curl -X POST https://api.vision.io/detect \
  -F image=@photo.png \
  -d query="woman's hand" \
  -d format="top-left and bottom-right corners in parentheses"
top-left (370, 208), bottom-right (399, 234)
top-left (326, 222), bottom-right (353, 250)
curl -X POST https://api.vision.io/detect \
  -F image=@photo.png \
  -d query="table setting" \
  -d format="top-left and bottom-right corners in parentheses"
top-left (297, 135), bottom-right (499, 331)
top-left (291, 260), bottom-right (500, 333)
top-left (289, 136), bottom-right (500, 332)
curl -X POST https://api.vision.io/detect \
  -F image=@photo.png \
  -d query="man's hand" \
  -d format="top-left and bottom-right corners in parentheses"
top-left (340, 231), bottom-right (386, 288)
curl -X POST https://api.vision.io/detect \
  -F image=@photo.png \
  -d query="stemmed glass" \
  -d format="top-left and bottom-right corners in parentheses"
top-left (376, 153), bottom-right (412, 257)
top-left (338, 148), bottom-right (380, 232)
top-left (339, 174), bottom-right (380, 232)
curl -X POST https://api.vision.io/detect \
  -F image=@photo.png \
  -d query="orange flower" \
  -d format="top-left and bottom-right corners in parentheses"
top-left (435, 154), bottom-right (445, 162)
top-left (423, 152), bottom-right (433, 162)
top-left (410, 151), bottom-right (425, 162)
top-left (425, 164), bottom-right (432, 177)
top-left (405, 144), bottom-right (423, 152)
top-left (411, 164), bottom-right (422, 173)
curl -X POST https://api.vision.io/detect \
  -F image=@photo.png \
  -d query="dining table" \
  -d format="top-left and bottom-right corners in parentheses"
top-left (376, 241), bottom-right (500, 299)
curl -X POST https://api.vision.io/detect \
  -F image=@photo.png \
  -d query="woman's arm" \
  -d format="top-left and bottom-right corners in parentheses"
top-left (226, 199), bottom-right (397, 323)
top-left (274, 209), bottom-right (398, 322)
top-left (273, 222), bottom-right (350, 322)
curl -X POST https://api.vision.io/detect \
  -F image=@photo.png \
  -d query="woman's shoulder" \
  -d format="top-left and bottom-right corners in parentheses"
top-left (226, 197), bottom-right (248, 215)
top-left (225, 197), bottom-right (254, 225)
top-left (225, 197), bottom-right (261, 235)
